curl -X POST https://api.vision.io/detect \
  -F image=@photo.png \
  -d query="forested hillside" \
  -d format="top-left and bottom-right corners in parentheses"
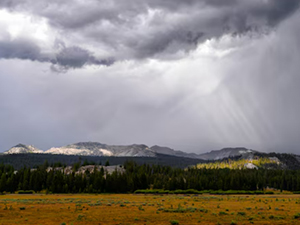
top-left (0, 153), bottom-right (203, 170)
top-left (1, 161), bottom-right (300, 194)
top-left (196, 153), bottom-right (300, 170)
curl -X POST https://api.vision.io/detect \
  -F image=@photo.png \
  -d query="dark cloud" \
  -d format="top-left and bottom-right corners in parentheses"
top-left (256, 0), bottom-right (300, 26)
top-left (51, 46), bottom-right (114, 71)
top-left (0, 38), bottom-right (46, 61)
top-left (55, 47), bottom-right (91, 68)
top-left (0, 39), bottom-right (113, 70)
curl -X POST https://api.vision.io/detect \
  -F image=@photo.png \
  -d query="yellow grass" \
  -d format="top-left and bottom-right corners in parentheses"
top-left (1, 194), bottom-right (300, 224)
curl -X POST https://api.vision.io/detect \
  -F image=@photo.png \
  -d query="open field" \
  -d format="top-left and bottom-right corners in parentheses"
top-left (1, 194), bottom-right (300, 225)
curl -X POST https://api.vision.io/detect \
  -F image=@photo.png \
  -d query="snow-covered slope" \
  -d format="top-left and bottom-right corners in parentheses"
top-left (44, 142), bottom-right (156, 157)
top-left (5, 144), bottom-right (43, 154)
top-left (46, 142), bottom-right (113, 156)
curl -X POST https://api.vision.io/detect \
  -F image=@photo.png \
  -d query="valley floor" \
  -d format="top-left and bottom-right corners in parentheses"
top-left (0, 193), bottom-right (300, 224)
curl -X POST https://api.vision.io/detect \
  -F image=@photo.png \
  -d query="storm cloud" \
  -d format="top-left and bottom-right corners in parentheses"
top-left (0, 1), bottom-right (300, 154)
top-left (1, 0), bottom-right (299, 65)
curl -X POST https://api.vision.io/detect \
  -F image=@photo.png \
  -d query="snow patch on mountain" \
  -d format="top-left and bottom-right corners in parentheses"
top-left (45, 147), bottom-right (113, 156)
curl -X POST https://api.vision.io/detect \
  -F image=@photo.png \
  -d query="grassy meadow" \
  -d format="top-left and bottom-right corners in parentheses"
top-left (1, 194), bottom-right (300, 225)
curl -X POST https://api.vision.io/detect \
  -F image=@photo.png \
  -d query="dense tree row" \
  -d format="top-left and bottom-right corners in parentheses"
top-left (0, 161), bottom-right (300, 193)
top-left (0, 153), bottom-right (203, 170)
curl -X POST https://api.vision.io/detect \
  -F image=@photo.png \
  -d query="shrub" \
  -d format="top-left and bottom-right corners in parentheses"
top-left (199, 208), bottom-right (208, 213)
top-left (237, 212), bottom-right (246, 216)
top-left (77, 214), bottom-right (84, 221)
top-left (294, 213), bottom-right (300, 219)
top-left (170, 220), bottom-right (179, 225)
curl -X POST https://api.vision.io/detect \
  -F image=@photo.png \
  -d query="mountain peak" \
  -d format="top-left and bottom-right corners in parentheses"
top-left (5, 144), bottom-right (43, 154)
top-left (14, 143), bottom-right (31, 149)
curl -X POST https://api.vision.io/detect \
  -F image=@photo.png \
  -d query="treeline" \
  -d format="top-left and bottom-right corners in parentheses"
top-left (0, 161), bottom-right (300, 194)
top-left (0, 153), bottom-right (204, 170)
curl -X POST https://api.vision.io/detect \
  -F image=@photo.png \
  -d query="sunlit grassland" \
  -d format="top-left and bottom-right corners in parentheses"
top-left (1, 194), bottom-right (300, 224)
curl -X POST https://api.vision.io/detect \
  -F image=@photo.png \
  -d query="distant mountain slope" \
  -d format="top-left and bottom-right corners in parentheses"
top-left (195, 151), bottom-right (300, 170)
top-left (5, 144), bottom-right (43, 154)
top-left (197, 147), bottom-right (257, 160)
top-left (150, 145), bottom-right (201, 159)
top-left (254, 152), bottom-right (300, 170)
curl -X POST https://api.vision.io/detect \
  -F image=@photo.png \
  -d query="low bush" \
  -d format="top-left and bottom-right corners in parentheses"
top-left (170, 220), bottom-right (179, 225)
top-left (294, 213), bottom-right (300, 219)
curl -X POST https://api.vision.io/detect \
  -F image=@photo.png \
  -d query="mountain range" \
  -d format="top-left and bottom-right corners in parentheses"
top-left (3, 142), bottom-right (258, 161)
top-left (2, 142), bottom-right (300, 170)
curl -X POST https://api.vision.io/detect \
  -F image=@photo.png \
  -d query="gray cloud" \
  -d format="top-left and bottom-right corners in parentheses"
top-left (1, 0), bottom-right (299, 65)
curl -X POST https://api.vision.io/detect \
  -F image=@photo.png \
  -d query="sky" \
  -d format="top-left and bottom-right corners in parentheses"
top-left (1, 0), bottom-right (300, 154)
